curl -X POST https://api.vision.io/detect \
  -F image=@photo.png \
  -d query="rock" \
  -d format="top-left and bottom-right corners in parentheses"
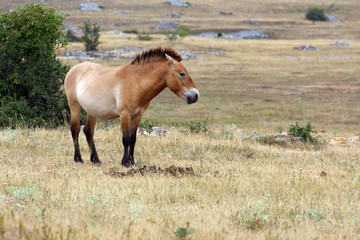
top-left (209, 51), bottom-right (228, 56)
top-left (107, 30), bottom-right (125, 35)
top-left (298, 45), bottom-right (319, 51)
top-left (194, 30), bottom-right (267, 40)
top-left (113, 10), bottom-right (129, 14)
top-left (193, 32), bottom-right (219, 38)
top-left (168, 0), bottom-right (191, 7)
top-left (153, 21), bottom-right (179, 29)
top-left (64, 25), bottom-right (82, 34)
top-left (137, 128), bottom-right (149, 136)
top-left (243, 20), bottom-right (260, 25)
top-left (61, 47), bottom-right (143, 60)
top-left (150, 127), bottom-right (171, 136)
top-left (80, 3), bottom-right (102, 11)
top-left (179, 50), bottom-right (202, 60)
top-left (325, 14), bottom-right (341, 22)
top-left (333, 41), bottom-right (351, 47)
top-left (163, 12), bottom-right (181, 18)
top-left (222, 29), bottom-right (268, 39)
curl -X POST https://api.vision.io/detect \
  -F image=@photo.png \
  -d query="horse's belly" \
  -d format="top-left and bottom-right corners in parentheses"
top-left (76, 82), bottom-right (119, 119)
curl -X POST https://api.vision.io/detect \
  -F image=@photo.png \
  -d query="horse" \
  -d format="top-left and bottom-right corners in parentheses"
top-left (64, 47), bottom-right (199, 167)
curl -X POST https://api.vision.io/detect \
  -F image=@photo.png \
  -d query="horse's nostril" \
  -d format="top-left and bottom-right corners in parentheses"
top-left (195, 94), bottom-right (198, 101)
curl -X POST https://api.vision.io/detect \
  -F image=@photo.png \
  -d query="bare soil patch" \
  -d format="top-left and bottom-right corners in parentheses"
top-left (107, 164), bottom-right (196, 178)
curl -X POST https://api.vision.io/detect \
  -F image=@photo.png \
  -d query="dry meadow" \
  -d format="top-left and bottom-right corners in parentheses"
top-left (1, 0), bottom-right (360, 239)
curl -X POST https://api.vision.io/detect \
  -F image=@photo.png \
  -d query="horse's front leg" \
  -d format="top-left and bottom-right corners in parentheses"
top-left (120, 112), bottom-right (142, 167)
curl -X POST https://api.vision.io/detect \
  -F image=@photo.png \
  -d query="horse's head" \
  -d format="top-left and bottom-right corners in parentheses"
top-left (165, 54), bottom-right (199, 104)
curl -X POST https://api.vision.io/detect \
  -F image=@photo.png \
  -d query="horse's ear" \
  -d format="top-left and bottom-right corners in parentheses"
top-left (165, 53), bottom-right (177, 65)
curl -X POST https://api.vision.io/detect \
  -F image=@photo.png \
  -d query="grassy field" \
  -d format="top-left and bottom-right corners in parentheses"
top-left (1, 0), bottom-right (360, 239)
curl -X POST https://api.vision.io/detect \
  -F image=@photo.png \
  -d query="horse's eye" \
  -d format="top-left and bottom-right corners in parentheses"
top-left (178, 72), bottom-right (186, 78)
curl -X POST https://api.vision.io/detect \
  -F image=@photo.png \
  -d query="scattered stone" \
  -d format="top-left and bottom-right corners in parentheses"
top-left (209, 51), bottom-right (228, 56)
top-left (179, 50), bottom-right (202, 60)
top-left (153, 21), bottom-right (179, 29)
top-left (80, 2), bottom-right (102, 11)
top-left (222, 30), bottom-right (268, 39)
top-left (163, 12), bottom-right (181, 18)
top-left (219, 10), bottom-right (232, 15)
top-left (193, 32), bottom-right (219, 38)
top-left (243, 20), bottom-right (260, 25)
top-left (325, 14), bottom-right (341, 22)
top-left (298, 45), bottom-right (319, 51)
top-left (107, 165), bottom-right (196, 178)
top-left (323, 56), bottom-right (353, 60)
top-left (61, 47), bottom-right (143, 60)
top-left (194, 30), bottom-right (267, 40)
top-left (168, 0), bottom-right (191, 7)
top-left (150, 127), bottom-right (171, 136)
top-left (333, 41), bottom-right (351, 47)
top-left (113, 10), bottom-right (129, 14)
top-left (137, 128), bottom-right (149, 136)
top-left (107, 30), bottom-right (125, 35)
top-left (268, 10), bottom-right (274, 14)
top-left (64, 25), bottom-right (82, 34)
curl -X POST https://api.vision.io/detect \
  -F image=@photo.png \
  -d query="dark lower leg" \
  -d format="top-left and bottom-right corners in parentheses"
top-left (129, 131), bottom-right (137, 165)
top-left (121, 133), bottom-right (131, 167)
top-left (70, 124), bottom-right (83, 163)
top-left (84, 125), bottom-right (101, 164)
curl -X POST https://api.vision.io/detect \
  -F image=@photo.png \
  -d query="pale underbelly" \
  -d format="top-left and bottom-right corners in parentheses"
top-left (76, 82), bottom-right (120, 119)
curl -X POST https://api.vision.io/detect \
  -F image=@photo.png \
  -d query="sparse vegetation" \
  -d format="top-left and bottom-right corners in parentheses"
top-left (137, 32), bottom-right (152, 41)
top-left (81, 19), bottom-right (101, 51)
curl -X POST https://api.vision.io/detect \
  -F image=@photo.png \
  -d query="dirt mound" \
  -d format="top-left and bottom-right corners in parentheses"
top-left (107, 165), bottom-right (196, 178)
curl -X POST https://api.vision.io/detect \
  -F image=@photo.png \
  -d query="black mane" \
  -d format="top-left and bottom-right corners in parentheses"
top-left (131, 47), bottom-right (183, 65)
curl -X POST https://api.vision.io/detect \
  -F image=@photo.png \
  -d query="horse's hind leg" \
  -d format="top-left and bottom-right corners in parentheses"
top-left (84, 114), bottom-right (101, 165)
top-left (70, 102), bottom-right (83, 163)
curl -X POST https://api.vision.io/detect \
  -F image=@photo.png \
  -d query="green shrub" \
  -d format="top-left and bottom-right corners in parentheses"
top-left (176, 26), bottom-right (190, 37)
top-left (288, 122), bottom-right (319, 144)
top-left (306, 8), bottom-right (327, 21)
top-left (81, 19), bottom-right (101, 51)
top-left (0, 3), bottom-right (70, 128)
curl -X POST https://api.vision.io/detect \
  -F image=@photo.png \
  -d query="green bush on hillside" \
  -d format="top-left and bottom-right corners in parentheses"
top-left (306, 8), bottom-right (327, 21)
top-left (0, 3), bottom-right (70, 128)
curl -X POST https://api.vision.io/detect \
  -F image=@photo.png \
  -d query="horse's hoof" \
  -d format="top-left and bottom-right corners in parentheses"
top-left (74, 157), bottom-right (84, 163)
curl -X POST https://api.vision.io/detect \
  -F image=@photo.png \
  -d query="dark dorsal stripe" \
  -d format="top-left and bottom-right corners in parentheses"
top-left (131, 47), bottom-right (182, 65)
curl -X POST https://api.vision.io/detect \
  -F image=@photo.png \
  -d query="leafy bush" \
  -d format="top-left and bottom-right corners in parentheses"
top-left (81, 19), bottom-right (101, 51)
top-left (306, 8), bottom-right (327, 21)
top-left (0, 4), bottom-right (70, 128)
top-left (288, 122), bottom-right (319, 144)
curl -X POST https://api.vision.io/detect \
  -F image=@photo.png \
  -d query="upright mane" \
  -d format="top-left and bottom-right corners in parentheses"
top-left (131, 47), bottom-right (182, 65)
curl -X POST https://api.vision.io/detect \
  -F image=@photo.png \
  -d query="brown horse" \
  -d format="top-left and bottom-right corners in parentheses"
top-left (64, 47), bottom-right (199, 167)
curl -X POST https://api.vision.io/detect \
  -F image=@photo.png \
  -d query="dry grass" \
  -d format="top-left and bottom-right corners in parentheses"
top-left (1, 0), bottom-right (360, 239)
top-left (1, 126), bottom-right (360, 239)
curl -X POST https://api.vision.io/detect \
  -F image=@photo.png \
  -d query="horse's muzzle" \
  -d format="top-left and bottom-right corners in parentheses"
top-left (185, 88), bottom-right (199, 104)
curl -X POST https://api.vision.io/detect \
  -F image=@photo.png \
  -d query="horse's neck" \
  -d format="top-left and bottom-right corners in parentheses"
top-left (132, 62), bottom-right (169, 104)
